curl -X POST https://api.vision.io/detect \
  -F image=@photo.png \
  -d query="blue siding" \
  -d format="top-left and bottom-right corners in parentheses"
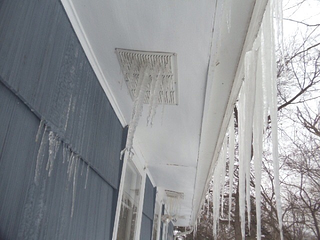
top-left (0, 0), bottom-right (127, 239)
top-left (0, 0), bottom-right (123, 187)
top-left (140, 176), bottom-right (157, 240)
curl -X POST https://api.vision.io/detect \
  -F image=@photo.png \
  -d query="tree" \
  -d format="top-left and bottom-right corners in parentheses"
top-left (180, 1), bottom-right (320, 239)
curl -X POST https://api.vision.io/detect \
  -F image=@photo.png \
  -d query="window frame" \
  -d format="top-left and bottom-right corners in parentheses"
top-left (112, 151), bottom-right (146, 240)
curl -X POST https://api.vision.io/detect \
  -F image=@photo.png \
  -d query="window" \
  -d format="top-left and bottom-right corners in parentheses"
top-left (116, 159), bottom-right (142, 240)
top-left (152, 202), bottom-right (161, 240)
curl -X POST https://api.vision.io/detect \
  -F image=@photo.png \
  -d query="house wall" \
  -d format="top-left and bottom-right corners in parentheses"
top-left (0, 0), bottom-right (127, 239)
top-left (140, 176), bottom-right (157, 240)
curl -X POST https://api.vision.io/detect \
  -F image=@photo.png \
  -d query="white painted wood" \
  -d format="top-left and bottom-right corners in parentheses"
top-left (60, 0), bottom-right (127, 127)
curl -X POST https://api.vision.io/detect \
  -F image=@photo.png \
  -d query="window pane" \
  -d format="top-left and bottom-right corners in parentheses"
top-left (117, 160), bottom-right (142, 240)
top-left (152, 202), bottom-right (160, 240)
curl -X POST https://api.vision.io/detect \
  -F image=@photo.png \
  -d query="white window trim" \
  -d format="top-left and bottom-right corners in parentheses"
top-left (152, 193), bottom-right (163, 240)
top-left (112, 150), bottom-right (147, 240)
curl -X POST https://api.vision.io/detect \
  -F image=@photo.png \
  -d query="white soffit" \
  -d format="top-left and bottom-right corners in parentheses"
top-left (61, 0), bottom-right (262, 227)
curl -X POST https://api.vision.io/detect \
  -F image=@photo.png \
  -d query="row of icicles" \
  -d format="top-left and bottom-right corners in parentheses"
top-left (34, 120), bottom-right (91, 217)
top-left (121, 64), bottom-right (170, 159)
top-left (195, 0), bottom-right (284, 239)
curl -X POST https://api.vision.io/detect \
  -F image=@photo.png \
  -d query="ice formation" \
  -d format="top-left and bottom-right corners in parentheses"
top-left (71, 156), bottom-right (79, 217)
top-left (122, 64), bottom-right (169, 159)
top-left (212, 138), bottom-right (227, 238)
top-left (33, 120), bottom-right (92, 220)
top-left (34, 125), bottom-right (48, 185)
top-left (46, 131), bottom-right (61, 177)
top-left (228, 115), bottom-right (235, 228)
top-left (210, 0), bottom-right (283, 239)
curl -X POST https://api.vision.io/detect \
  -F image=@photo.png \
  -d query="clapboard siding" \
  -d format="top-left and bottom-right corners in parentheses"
top-left (140, 176), bottom-right (157, 240)
top-left (0, 82), bottom-right (119, 239)
top-left (0, 0), bottom-right (127, 239)
top-left (0, 0), bottom-right (123, 188)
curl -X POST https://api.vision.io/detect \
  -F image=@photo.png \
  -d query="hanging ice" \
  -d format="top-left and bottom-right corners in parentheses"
top-left (35, 119), bottom-right (44, 143)
top-left (212, 138), bottom-right (227, 239)
top-left (209, 0), bottom-right (284, 239)
top-left (46, 131), bottom-right (61, 177)
top-left (71, 156), bottom-right (79, 217)
top-left (121, 65), bottom-right (150, 158)
top-left (228, 114), bottom-right (235, 228)
top-left (34, 125), bottom-right (48, 185)
top-left (261, 2), bottom-right (283, 238)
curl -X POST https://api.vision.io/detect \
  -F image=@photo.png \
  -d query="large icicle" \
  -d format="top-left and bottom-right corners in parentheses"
top-left (253, 43), bottom-right (264, 240)
top-left (212, 138), bottom-right (227, 239)
top-left (238, 50), bottom-right (257, 239)
top-left (122, 65), bottom-right (150, 158)
top-left (238, 85), bottom-right (246, 240)
top-left (228, 114), bottom-right (235, 228)
top-left (220, 136), bottom-right (227, 219)
top-left (261, 2), bottom-right (283, 239)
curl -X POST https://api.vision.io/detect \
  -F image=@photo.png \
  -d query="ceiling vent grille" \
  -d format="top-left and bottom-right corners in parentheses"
top-left (165, 190), bottom-right (184, 199)
top-left (116, 48), bottom-right (178, 105)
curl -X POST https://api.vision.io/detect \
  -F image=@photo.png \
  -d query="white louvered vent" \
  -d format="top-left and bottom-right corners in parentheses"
top-left (116, 48), bottom-right (178, 105)
top-left (165, 190), bottom-right (184, 199)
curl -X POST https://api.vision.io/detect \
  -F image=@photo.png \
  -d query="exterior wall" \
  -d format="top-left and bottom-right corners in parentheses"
top-left (167, 222), bottom-right (174, 240)
top-left (0, 0), bottom-right (126, 239)
top-left (140, 176), bottom-right (156, 240)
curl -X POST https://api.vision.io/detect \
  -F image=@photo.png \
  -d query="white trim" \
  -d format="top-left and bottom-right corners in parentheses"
top-left (111, 151), bottom-right (147, 240)
top-left (135, 169), bottom-right (146, 240)
top-left (60, 0), bottom-right (127, 127)
top-left (191, 0), bottom-right (270, 225)
top-left (153, 192), bottom-right (163, 240)
top-left (111, 151), bottom-right (128, 240)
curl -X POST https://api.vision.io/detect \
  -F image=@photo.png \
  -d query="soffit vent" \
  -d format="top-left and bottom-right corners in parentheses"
top-left (165, 190), bottom-right (184, 199)
top-left (116, 48), bottom-right (178, 105)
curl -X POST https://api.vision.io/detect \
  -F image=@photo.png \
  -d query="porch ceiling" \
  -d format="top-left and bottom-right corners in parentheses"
top-left (62, 0), bottom-right (260, 226)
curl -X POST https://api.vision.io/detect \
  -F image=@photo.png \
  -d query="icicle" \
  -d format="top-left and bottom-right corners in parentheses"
top-left (147, 68), bottom-right (163, 126)
top-left (220, 137), bottom-right (227, 219)
top-left (35, 119), bottom-right (44, 142)
top-left (85, 163), bottom-right (90, 189)
top-left (261, 2), bottom-right (283, 239)
top-left (46, 131), bottom-right (60, 177)
top-left (238, 84), bottom-right (247, 240)
top-left (123, 65), bottom-right (151, 156)
top-left (212, 143), bottom-right (227, 239)
top-left (253, 43), bottom-right (264, 240)
top-left (64, 94), bottom-right (73, 132)
top-left (71, 156), bottom-right (79, 217)
top-left (67, 152), bottom-right (75, 181)
top-left (238, 50), bottom-right (257, 237)
top-left (228, 114), bottom-right (235, 228)
top-left (34, 125), bottom-right (48, 185)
